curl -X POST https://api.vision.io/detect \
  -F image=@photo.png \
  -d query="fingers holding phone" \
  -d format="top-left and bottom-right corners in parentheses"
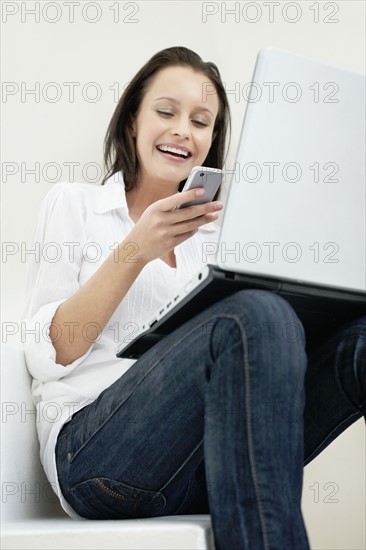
top-left (127, 168), bottom-right (223, 264)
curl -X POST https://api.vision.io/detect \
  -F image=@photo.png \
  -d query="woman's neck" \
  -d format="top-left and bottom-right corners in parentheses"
top-left (125, 178), bottom-right (180, 222)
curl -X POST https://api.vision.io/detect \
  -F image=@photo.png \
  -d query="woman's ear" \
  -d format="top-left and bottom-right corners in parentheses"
top-left (211, 131), bottom-right (217, 143)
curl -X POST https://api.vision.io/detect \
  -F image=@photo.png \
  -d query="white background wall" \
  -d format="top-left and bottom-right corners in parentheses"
top-left (1, 1), bottom-right (365, 547)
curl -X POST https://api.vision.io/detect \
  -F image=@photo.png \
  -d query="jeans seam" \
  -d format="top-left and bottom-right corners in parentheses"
top-left (158, 439), bottom-right (204, 492)
top-left (172, 478), bottom-right (193, 516)
top-left (74, 479), bottom-right (128, 501)
top-left (222, 313), bottom-right (270, 550)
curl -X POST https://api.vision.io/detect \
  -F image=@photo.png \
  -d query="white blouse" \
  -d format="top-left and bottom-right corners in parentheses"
top-left (22, 170), bottom-right (220, 519)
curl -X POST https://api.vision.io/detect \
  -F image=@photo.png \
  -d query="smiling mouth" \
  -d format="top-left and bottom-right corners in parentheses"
top-left (156, 145), bottom-right (192, 159)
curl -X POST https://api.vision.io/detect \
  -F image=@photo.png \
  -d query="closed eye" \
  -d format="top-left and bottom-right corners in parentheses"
top-left (157, 110), bottom-right (173, 117)
top-left (193, 120), bottom-right (208, 128)
top-left (157, 110), bottom-right (208, 128)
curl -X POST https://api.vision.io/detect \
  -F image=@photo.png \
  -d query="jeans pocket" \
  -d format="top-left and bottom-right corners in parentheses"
top-left (68, 477), bottom-right (167, 519)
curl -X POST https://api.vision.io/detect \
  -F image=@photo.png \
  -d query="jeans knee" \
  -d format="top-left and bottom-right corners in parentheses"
top-left (205, 293), bottom-right (307, 407)
top-left (206, 290), bottom-right (306, 380)
top-left (222, 290), bottom-right (305, 347)
top-left (233, 289), bottom-right (297, 317)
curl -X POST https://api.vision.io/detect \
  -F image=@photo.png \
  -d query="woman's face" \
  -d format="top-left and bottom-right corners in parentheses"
top-left (132, 65), bottom-right (219, 188)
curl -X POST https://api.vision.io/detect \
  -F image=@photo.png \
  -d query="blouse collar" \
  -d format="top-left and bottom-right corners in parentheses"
top-left (93, 171), bottom-right (128, 214)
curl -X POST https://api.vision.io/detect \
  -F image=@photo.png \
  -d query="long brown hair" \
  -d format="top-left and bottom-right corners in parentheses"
top-left (101, 46), bottom-right (231, 190)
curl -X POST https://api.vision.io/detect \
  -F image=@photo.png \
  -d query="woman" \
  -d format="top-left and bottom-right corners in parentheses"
top-left (23, 46), bottom-right (365, 550)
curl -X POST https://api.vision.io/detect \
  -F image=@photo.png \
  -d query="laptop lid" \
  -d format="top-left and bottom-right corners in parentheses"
top-left (216, 48), bottom-right (365, 293)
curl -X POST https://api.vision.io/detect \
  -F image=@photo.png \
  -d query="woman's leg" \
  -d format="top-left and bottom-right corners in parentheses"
top-left (56, 289), bottom-right (309, 550)
top-left (304, 316), bottom-right (366, 465)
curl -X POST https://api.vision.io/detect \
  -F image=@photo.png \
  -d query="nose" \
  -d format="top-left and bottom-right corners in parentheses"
top-left (170, 116), bottom-right (191, 139)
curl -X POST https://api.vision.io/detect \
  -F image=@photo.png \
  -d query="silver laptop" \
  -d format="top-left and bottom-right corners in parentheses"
top-left (117, 48), bottom-right (366, 359)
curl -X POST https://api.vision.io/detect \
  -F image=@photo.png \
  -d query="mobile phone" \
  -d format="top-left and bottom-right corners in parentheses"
top-left (176, 166), bottom-right (222, 209)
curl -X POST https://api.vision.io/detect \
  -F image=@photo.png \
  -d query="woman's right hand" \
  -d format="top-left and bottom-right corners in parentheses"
top-left (126, 188), bottom-right (223, 265)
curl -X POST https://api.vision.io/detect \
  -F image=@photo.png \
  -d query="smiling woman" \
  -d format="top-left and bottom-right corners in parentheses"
top-left (21, 45), bottom-right (366, 550)
top-left (125, 66), bottom-right (219, 222)
top-left (100, 47), bottom-right (230, 192)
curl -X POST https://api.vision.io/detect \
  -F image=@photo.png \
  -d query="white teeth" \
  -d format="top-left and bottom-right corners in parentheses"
top-left (157, 145), bottom-right (189, 157)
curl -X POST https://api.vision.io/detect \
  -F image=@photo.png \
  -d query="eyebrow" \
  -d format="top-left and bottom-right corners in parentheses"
top-left (153, 96), bottom-right (215, 117)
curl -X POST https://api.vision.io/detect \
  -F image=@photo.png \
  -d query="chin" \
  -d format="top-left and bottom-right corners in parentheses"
top-left (158, 165), bottom-right (192, 183)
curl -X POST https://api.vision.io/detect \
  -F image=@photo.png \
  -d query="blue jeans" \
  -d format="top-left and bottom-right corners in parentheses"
top-left (55, 290), bottom-right (365, 550)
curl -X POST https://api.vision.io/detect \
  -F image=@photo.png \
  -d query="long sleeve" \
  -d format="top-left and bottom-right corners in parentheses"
top-left (22, 182), bottom-right (95, 383)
